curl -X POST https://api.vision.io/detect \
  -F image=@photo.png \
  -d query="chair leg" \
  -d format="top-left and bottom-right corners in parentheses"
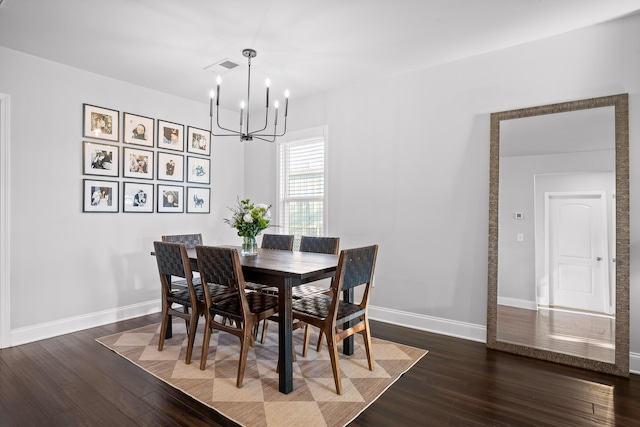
top-left (199, 318), bottom-right (213, 370)
top-left (325, 329), bottom-right (343, 395)
top-left (361, 317), bottom-right (375, 370)
top-left (302, 324), bottom-right (311, 357)
top-left (184, 310), bottom-right (199, 364)
top-left (260, 319), bottom-right (269, 344)
top-left (237, 331), bottom-right (252, 388)
top-left (158, 307), bottom-right (170, 351)
top-left (316, 330), bottom-right (324, 352)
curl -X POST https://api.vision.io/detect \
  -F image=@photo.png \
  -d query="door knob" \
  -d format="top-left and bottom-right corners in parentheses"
top-left (596, 257), bottom-right (602, 261)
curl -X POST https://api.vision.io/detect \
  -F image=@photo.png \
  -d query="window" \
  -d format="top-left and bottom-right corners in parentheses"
top-left (277, 128), bottom-right (327, 247)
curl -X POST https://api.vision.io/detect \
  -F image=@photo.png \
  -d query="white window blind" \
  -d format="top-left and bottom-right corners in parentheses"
top-left (277, 134), bottom-right (326, 243)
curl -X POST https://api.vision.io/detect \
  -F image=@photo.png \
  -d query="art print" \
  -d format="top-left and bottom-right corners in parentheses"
top-left (186, 187), bottom-right (210, 213)
top-left (157, 184), bottom-right (184, 213)
top-left (83, 179), bottom-right (119, 212)
top-left (187, 126), bottom-right (211, 156)
top-left (123, 147), bottom-right (154, 180)
top-left (83, 141), bottom-right (119, 177)
top-left (187, 156), bottom-right (210, 184)
top-left (157, 120), bottom-right (184, 152)
top-left (83, 104), bottom-right (119, 142)
top-left (123, 182), bottom-right (154, 213)
top-left (123, 112), bottom-right (154, 147)
top-left (157, 152), bottom-right (184, 182)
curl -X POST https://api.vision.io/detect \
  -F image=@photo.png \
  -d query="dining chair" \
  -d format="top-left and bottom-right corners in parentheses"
top-left (153, 241), bottom-right (202, 365)
top-left (258, 236), bottom-right (340, 349)
top-left (261, 233), bottom-right (295, 250)
top-left (291, 244), bottom-right (378, 394)
top-left (245, 233), bottom-right (295, 292)
top-left (195, 245), bottom-right (279, 387)
top-left (162, 234), bottom-right (203, 287)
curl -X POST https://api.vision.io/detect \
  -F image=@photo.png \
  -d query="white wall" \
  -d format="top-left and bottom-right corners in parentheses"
top-left (0, 46), bottom-right (245, 342)
top-left (245, 13), bottom-right (640, 360)
top-left (2, 12), bottom-right (640, 370)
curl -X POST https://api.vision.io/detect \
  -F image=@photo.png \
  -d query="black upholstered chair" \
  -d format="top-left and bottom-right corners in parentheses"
top-left (259, 236), bottom-right (340, 348)
top-left (153, 241), bottom-right (202, 364)
top-left (195, 245), bottom-right (279, 387)
top-left (292, 244), bottom-right (378, 394)
top-left (162, 234), bottom-right (203, 287)
top-left (261, 233), bottom-right (294, 250)
top-left (244, 233), bottom-right (295, 292)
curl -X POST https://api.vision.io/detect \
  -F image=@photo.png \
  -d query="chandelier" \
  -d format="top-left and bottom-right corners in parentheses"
top-left (209, 49), bottom-right (289, 142)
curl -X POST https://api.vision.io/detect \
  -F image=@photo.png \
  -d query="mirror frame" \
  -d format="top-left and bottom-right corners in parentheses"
top-left (487, 93), bottom-right (629, 376)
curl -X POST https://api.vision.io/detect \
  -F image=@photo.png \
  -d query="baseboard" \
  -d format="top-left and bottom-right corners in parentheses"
top-left (368, 305), bottom-right (487, 343)
top-left (8, 301), bottom-right (640, 376)
top-left (10, 300), bottom-right (161, 347)
top-left (497, 296), bottom-right (537, 310)
top-left (369, 305), bottom-right (640, 376)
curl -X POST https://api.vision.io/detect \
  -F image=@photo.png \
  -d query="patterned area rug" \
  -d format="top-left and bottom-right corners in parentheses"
top-left (97, 320), bottom-right (427, 427)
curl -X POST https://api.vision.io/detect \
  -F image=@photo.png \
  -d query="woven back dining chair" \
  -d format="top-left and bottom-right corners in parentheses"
top-left (261, 233), bottom-right (294, 251)
top-left (244, 233), bottom-right (295, 293)
top-left (195, 245), bottom-right (279, 387)
top-left (291, 244), bottom-right (378, 395)
top-left (153, 241), bottom-right (202, 365)
top-left (162, 234), bottom-right (203, 287)
top-left (258, 236), bottom-right (341, 350)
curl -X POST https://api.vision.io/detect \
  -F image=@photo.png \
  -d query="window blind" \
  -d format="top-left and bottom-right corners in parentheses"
top-left (278, 136), bottom-right (326, 243)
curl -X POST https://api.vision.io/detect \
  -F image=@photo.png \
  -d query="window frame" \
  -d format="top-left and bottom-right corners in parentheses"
top-left (275, 126), bottom-right (328, 240)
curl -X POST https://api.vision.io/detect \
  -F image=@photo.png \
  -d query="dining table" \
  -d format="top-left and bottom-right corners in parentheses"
top-left (168, 246), bottom-right (349, 394)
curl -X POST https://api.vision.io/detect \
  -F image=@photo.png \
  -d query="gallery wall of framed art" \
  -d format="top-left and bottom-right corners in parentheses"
top-left (81, 103), bottom-right (212, 214)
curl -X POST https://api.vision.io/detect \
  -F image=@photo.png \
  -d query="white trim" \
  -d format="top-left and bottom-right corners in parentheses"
top-left (497, 296), bottom-right (538, 311)
top-left (368, 305), bottom-right (487, 343)
top-left (0, 93), bottom-right (10, 349)
top-left (10, 300), bottom-right (161, 347)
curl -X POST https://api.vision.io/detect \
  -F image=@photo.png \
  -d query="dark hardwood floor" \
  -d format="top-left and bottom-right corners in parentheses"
top-left (1, 313), bottom-right (639, 426)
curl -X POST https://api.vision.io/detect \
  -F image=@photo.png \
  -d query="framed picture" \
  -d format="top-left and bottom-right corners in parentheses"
top-left (123, 147), bottom-right (154, 180)
top-left (83, 179), bottom-right (119, 212)
top-left (123, 182), bottom-right (154, 213)
top-left (123, 112), bottom-right (154, 147)
top-left (187, 126), bottom-right (211, 156)
top-left (187, 156), bottom-right (210, 184)
top-left (157, 184), bottom-right (184, 213)
top-left (157, 120), bottom-right (184, 152)
top-left (83, 141), bottom-right (119, 177)
top-left (157, 152), bottom-right (184, 182)
top-left (83, 104), bottom-right (119, 142)
top-left (186, 187), bottom-right (211, 213)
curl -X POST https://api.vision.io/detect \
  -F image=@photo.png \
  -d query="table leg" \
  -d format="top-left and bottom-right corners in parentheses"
top-left (165, 315), bottom-right (173, 339)
top-left (343, 288), bottom-right (354, 355)
top-left (278, 277), bottom-right (294, 394)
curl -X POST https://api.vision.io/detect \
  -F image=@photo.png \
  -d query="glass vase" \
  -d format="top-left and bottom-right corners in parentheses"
top-left (241, 236), bottom-right (258, 256)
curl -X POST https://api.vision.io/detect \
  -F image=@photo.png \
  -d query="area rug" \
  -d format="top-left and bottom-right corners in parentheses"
top-left (97, 320), bottom-right (427, 427)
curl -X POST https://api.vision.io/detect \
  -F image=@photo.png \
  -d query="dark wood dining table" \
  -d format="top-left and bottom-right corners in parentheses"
top-left (183, 246), bottom-right (342, 394)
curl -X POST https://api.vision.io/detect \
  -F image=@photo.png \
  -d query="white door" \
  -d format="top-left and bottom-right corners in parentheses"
top-left (546, 192), bottom-right (609, 314)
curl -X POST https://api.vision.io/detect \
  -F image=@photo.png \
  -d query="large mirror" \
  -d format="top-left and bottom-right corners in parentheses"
top-left (487, 94), bottom-right (629, 376)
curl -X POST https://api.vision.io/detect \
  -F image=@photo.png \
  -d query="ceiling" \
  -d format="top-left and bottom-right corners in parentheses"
top-left (1, 0), bottom-right (640, 110)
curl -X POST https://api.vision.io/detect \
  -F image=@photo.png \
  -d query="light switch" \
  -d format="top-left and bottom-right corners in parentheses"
top-left (517, 233), bottom-right (524, 242)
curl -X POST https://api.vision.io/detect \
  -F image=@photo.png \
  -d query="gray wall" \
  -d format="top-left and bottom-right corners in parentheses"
top-left (245, 13), bottom-right (640, 368)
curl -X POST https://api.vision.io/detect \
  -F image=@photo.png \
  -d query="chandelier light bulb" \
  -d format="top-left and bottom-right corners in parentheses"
top-left (216, 75), bottom-right (222, 85)
top-left (265, 78), bottom-right (271, 87)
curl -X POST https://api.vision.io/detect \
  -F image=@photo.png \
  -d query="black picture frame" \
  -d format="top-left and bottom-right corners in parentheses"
top-left (123, 112), bottom-right (154, 147)
top-left (83, 104), bottom-right (120, 142)
top-left (157, 119), bottom-right (184, 152)
top-left (83, 141), bottom-right (119, 177)
top-left (83, 179), bottom-right (119, 212)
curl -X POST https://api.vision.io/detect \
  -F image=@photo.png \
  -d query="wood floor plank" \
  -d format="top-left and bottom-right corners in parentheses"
top-left (1, 314), bottom-right (639, 426)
